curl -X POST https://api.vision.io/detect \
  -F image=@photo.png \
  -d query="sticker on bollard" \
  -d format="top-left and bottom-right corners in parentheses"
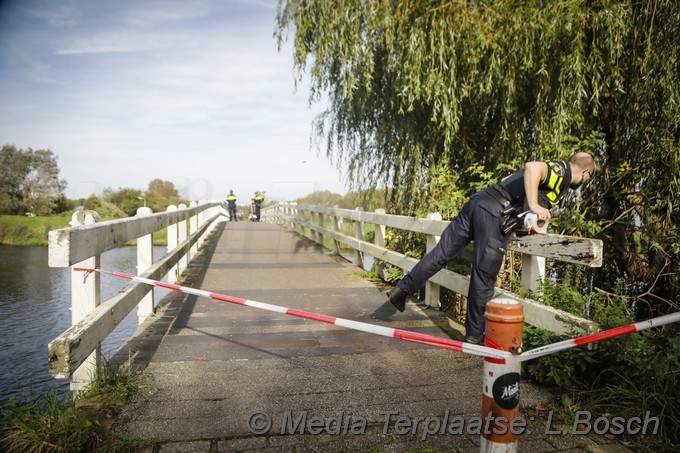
top-left (492, 372), bottom-right (521, 410)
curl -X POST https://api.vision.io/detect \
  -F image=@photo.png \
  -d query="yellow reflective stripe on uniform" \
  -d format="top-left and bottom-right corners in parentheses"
top-left (544, 161), bottom-right (565, 206)
top-left (547, 178), bottom-right (562, 204)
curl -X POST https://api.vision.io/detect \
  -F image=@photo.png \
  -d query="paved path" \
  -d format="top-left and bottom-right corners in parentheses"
top-left (112, 221), bottom-right (626, 452)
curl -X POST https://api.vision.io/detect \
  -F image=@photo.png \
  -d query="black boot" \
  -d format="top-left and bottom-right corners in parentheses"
top-left (464, 334), bottom-right (485, 345)
top-left (386, 286), bottom-right (408, 312)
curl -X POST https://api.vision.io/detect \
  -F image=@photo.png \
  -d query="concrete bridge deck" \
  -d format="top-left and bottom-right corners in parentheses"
top-left (112, 221), bottom-right (622, 452)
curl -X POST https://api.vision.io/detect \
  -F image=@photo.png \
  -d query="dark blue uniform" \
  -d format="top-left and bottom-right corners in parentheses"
top-left (396, 160), bottom-right (572, 338)
top-left (226, 193), bottom-right (237, 221)
top-left (252, 194), bottom-right (264, 221)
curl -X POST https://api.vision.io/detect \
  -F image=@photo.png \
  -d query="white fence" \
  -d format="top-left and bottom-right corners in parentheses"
top-left (262, 203), bottom-right (602, 335)
top-left (48, 201), bottom-right (227, 391)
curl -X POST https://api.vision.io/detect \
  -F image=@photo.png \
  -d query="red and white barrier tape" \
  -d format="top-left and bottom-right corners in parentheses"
top-left (74, 267), bottom-right (512, 362)
top-left (506, 310), bottom-right (680, 364)
top-left (74, 268), bottom-right (680, 364)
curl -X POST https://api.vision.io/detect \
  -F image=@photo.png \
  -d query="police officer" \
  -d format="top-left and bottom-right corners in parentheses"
top-left (252, 191), bottom-right (264, 221)
top-left (226, 190), bottom-right (238, 221)
top-left (386, 152), bottom-right (596, 344)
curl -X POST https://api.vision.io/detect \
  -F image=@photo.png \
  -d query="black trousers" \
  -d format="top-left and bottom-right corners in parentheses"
top-left (396, 191), bottom-right (508, 337)
top-left (228, 206), bottom-right (237, 221)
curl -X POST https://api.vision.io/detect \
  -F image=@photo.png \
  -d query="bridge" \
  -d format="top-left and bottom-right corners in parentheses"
top-left (47, 202), bottom-right (629, 451)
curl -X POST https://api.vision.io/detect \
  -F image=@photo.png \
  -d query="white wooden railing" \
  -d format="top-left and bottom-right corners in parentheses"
top-left (262, 203), bottom-right (602, 335)
top-left (48, 201), bottom-right (227, 391)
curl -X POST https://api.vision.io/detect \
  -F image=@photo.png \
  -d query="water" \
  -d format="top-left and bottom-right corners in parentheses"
top-left (0, 245), bottom-right (168, 402)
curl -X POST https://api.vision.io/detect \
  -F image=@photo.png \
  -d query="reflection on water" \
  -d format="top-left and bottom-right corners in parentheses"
top-left (0, 245), bottom-right (167, 402)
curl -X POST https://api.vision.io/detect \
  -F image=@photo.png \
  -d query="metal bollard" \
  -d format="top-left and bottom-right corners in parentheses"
top-left (480, 298), bottom-right (524, 452)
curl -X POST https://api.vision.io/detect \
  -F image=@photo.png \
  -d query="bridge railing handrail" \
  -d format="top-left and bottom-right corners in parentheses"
top-left (262, 203), bottom-right (602, 336)
top-left (49, 202), bottom-right (221, 267)
top-left (47, 201), bottom-right (227, 389)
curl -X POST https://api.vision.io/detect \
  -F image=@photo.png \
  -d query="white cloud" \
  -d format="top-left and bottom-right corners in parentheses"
top-left (0, 0), bottom-right (345, 202)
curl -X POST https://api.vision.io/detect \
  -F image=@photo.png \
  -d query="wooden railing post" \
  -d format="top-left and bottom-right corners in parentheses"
top-left (69, 210), bottom-right (101, 394)
top-left (189, 201), bottom-right (198, 260)
top-left (309, 208), bottom-right (318, 243)
top-left (316, 210), bottom-right (324, 246)
top-left (354, 207), bottom-right (364, 268)
top-left (374, 209), bottom-right (386, 279)
top-left (198, 200), bottom-right (209, 247)
top-left (279, 205), bottom-right (286, 226)
top-left (136, 206), bottom-right (154, 324)
top-left (297, 206), bottom-right (306, 236)
top-left (331, 207), bottom-right (341, 255)
top-left (287, 204), bottom-right (294, 231)
top-left (166, 205), bottom-right (179, 284)
top-left (521, 255), bottom-right (546, 293)
top-left (177, 203), bottom-right (188, 276)
top-left (424, 212), bottom-right (442, 308)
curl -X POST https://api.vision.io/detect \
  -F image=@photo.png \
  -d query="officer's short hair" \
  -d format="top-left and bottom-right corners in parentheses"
top-left (570, 151), bottom-right (598, 173)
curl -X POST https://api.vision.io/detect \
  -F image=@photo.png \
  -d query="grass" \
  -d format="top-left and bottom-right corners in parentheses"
top-left (0, 363), bottom-right (154, 453)
top-left (0, 215), bottom-right (71, 246)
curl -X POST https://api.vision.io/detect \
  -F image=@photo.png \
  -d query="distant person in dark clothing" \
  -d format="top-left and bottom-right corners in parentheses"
top-left (252, 191), bottom-right (264, 221)
top-left (226, 190), bottom-right (237, 221)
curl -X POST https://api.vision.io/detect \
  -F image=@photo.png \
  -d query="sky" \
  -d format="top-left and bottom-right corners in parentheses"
top-left (0, 0), bottom-right (348, 204)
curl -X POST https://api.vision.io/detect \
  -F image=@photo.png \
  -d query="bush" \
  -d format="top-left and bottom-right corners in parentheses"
top-left (521, 270), bottom-right (680, 448)
top-left (588, 338), bottom-right (680, 445)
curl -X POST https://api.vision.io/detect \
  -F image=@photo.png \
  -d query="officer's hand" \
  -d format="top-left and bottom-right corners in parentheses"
top-left (529, 204), bottom-right (551, 222)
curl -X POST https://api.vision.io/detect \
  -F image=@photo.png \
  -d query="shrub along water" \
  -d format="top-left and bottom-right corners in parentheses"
top-left (521, 268), bottom-right (680, 448)
top-left (0, 363), bottom-right (153, 452)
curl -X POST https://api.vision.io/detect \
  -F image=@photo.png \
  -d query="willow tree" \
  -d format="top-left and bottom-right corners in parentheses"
top-left (276, 1), bottom-right (679, 314)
